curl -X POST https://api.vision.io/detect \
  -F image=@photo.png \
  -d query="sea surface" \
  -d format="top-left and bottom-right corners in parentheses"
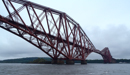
top-left (0, 63), bottom-right (130, 75)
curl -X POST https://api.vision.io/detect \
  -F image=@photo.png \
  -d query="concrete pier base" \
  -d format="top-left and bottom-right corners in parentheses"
top-left (66, 60), bottom-right (74, 65)
top-left (51, 59), bottom-right (64, 64)
top-left (81, 60), bottom-right (87, 64)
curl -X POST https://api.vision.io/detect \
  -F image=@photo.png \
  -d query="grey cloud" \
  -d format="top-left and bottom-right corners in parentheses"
top-left (0, 0), bottom-right (130, 60)
top-left (0, 29), bottom-right (48, 60)
top-left (86, 24), bottom-right (130, 59)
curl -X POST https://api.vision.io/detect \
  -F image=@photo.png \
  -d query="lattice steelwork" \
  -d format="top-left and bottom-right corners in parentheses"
top-left (0, 0), bottom-right (114, 62)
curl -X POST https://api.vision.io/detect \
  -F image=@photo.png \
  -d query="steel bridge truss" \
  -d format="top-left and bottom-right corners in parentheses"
top-left (0, 0), bottom-right (96, 60)
top-left (0, 0), bottom-right (114, 63)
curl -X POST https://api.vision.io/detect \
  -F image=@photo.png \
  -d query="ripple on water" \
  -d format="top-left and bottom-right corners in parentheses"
top-left (0, 63), bottom-right (130, 75)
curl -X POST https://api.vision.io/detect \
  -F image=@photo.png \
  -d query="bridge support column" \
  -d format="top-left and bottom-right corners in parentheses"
top-left (81, 60), bottom-right (87, 64)
top-left (51, 59), bottom-right (64, 64)
top-left (66, 60), bottom-right (74, 65)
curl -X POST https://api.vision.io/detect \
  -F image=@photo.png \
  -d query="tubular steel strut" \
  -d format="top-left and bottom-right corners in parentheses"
top-left (0, 0), bottom-right (113, 63)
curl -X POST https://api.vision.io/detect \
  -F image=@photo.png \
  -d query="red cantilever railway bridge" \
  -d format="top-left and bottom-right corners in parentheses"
top-left (0, 0), bottom-right (115, 64)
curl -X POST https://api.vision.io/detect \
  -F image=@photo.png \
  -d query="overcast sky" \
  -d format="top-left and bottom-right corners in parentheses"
top-left (0, 0), bottom-right (130, 60)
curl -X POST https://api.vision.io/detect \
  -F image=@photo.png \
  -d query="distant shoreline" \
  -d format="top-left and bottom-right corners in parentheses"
top-left (0, 57), bottom-right (130, 63)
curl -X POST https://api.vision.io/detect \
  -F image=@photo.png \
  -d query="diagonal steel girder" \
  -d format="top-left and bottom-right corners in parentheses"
top-left (0, 0), bottom-right (96, 60)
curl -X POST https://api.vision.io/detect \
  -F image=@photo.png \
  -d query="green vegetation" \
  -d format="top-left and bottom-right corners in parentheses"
top-left (74, 59), bottom-right (103, 63)
top-left (31, 58), bottom-right (51, 64)
top-left (0, 57), bottom-right (38, 63)
top-left (87, 59), bottom-right (104, 63)
top-left (0, 57), bottom-right (130, 64)
top-left (116, 59), bottom-right (130, 63)
top-left (32, 58), bottom-right (45, 63)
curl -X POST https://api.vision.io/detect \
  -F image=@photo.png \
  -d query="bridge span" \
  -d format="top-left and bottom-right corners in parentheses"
top-left (0, 0), bottom-right (115, 64)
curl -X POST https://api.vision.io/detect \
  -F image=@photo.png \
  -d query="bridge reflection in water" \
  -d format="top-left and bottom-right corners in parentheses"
top-left (0, 0), bottom-right (115, 64)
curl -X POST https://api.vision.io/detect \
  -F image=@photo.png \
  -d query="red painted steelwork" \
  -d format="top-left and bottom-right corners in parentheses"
top-left (94, 47), bottom-right (114, 63)
top-left (0, 0), bottom-right (114, 63)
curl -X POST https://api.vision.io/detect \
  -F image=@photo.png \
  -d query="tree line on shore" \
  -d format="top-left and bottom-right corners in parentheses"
top-left (0, 57), bottom-right (130, 63)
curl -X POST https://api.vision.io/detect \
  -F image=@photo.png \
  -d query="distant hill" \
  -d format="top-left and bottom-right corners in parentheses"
top-left (0, 57), bottom-right (104, 63)
top-left (0, 57), bottom-right (51, 63)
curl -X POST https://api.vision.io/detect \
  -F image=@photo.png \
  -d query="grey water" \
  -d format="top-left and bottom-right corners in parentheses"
top-left (0, 63), bottom-right (130, 75)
